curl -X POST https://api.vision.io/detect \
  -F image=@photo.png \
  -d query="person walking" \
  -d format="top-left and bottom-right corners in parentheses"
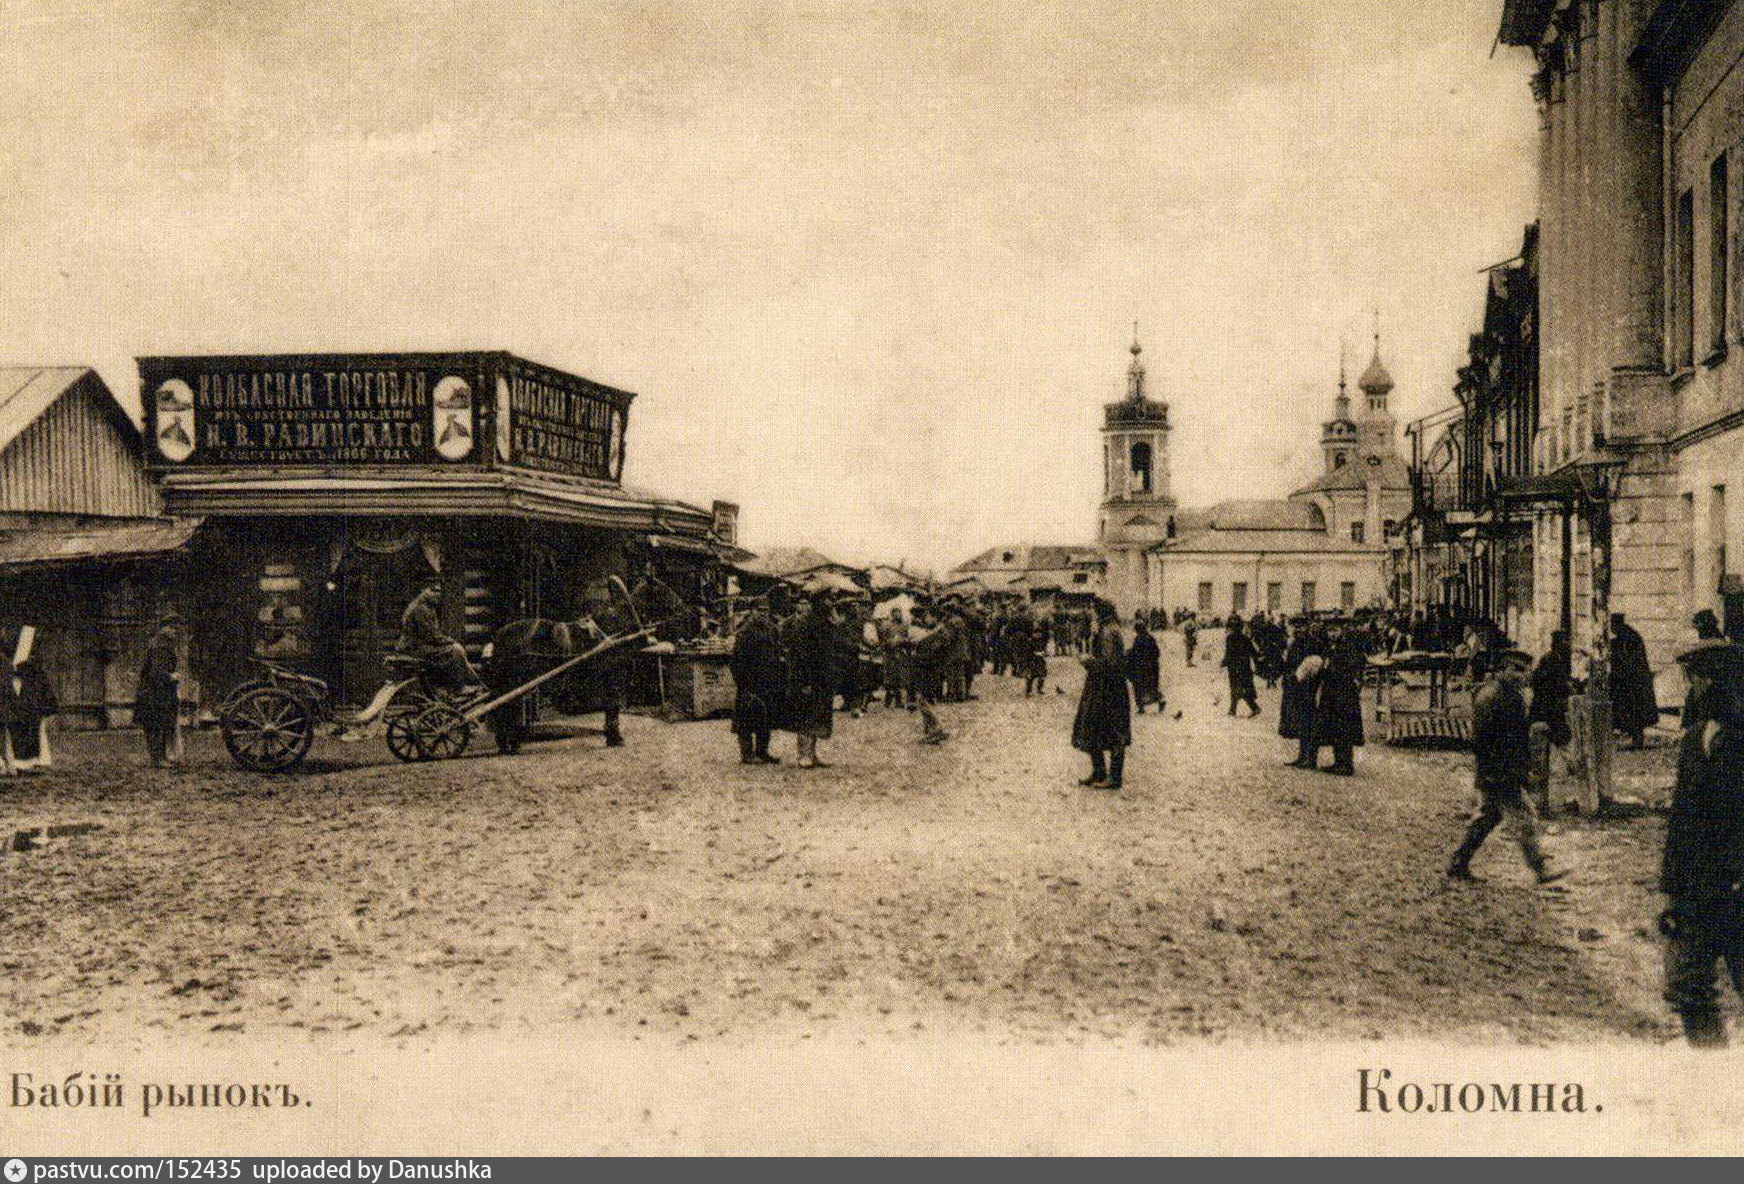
top-left (1125, 614), bottom-right (1163, 713)
top-left (135, 611), bottom-right (185, 768)
top-left (1611, 612), bottom-right (1660, 749)
top-left (1221, 616), bottom-right (1260, 717)
top-left (729, 592), bottom-right (785, 765)
top-left (1072, 600), bottom-right (1131, 790)
top-left (1660, 636), bottom-right (1744, 1046)
top-left (1447, 649), bottom-right (1564, 884)
top-left (1182, 617), bottom-right (1199, 667)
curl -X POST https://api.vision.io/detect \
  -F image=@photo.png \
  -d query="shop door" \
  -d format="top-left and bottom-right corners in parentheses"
top-left (337, 547), bottom-right (435, 705)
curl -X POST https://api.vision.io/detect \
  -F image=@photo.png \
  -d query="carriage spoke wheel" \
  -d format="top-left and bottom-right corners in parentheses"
top-left (222, 687), bottom-right (315, 772)
top-left (415, 704), bottom-right (472, 761)
top-left (384, 710), bottom-right (427, 763)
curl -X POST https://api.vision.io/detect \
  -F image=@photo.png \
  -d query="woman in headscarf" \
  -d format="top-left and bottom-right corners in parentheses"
top-left (1072, 599), bottom-right (1132, 790)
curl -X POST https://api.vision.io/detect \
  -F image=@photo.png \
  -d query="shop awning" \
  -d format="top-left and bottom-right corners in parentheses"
top-left (647, 533), bottom-right (756, 563)
top-left (0, 517), bottom-right (202, 570)
top-left (156, 468), bottom-right (714, 535)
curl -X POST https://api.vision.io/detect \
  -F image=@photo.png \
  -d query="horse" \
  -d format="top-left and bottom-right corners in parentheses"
top-left (483, 615), bottom-right (634, 754)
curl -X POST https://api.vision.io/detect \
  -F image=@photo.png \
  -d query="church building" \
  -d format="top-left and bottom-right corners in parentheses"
top-left (1113, 333), bottom-right (1411, 619)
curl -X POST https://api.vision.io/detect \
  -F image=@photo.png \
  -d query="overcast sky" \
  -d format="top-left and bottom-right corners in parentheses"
top-left (0, 0), bottom-right (1538, 572)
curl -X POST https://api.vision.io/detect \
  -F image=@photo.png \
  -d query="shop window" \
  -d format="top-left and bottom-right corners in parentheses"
top-left (1340, 581), bottom-right (1356, 610)
top-left (1072, 572), bottom-right (1088, 585)
top-left (1232, 582), bottom-right (1248, 613)
top-left (1301, 581), bottom-right (1316, 612)
top-left (1197, 581), bottom-right (1213, 612)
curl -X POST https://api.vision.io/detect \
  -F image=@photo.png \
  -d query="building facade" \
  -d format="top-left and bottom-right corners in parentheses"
top-left (1495, 0), bottom-right (1744, 702)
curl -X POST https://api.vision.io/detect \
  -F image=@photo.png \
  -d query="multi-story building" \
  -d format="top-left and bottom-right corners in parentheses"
top-left (1398, 224), bottom-right (1542, 644)
top-left (1495, 0), bottom-right (1744, 698)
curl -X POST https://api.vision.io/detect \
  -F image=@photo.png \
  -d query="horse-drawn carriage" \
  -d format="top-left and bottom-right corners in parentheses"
top-left (217, 579), bottom-right (662, 772)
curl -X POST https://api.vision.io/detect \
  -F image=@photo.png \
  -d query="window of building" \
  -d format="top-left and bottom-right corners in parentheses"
top-left (1340, 581), bottom-right (1356, 610)
top-left (1384, 519), bottom-right (1398, 539)
top-left (1714, 153), bottom-right (1730, 355)
top-left (1001, 551), bottom-right (1014, 563)
top-left (1266, 581), bottom-right (1282, 611)
top-left (1714, 484), bottom-right (1728, 595)
top-left (1232, 582), bottom-right (1248, 613)
top-left (1197, 581), bottom-right (1213, 612)
top-left (1301, 581), bottom-right (1316, 612)
top-left (1130, 440), bottom-right (1153, 495)
top-left (1072, 572), bottom-right (1088, 585)
top-left (1676, 187), bottom-right (1697, 368)
top-left (1350, 521), bottom-right (1365, 544)
top-left (1684, 491), bottom-right (1698, 612)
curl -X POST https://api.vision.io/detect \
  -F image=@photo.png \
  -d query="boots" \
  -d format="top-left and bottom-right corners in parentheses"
top-left (1079, 752), bottom-right (1108, 787)
top-left (738, 734), bottom-right (758, 764)
top-left (1105, 748), bottom-right (1125, 790)
top-left (1681, 1009), bottom-right (1729, 1049)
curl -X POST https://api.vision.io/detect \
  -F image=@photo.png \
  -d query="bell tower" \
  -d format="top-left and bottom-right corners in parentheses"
top-left (1099, 329), bottom-right (1175, 616)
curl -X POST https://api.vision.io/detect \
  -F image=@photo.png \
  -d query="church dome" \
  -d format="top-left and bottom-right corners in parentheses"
top-left (1358, 349), bottom-right (1394, 395)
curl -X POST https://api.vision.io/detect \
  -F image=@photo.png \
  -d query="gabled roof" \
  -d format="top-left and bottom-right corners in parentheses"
top-left (1189, 499), bottom-right (1325, 532)
top-left (737, 546), bottom-right (855, 578)
top-left (1291, 453), bottom-right (1411, 495)
top-left (953, 544), bottom-right (1099, 573)
top-left (0, 368), bottom-right (139, 456)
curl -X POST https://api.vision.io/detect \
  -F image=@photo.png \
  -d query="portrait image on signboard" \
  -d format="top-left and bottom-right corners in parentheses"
top-left (432, 375), bottom-right (474, 461)
top-left (153, 378), bottom-right (196, 462)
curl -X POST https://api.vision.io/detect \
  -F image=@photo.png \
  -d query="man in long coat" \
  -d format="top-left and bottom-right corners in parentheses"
top-left (1611, 612), bottom-right (1660, 748)
top-left (1125, 615), bottom-right (1163, 713)
top-left (1661, 638), bottom-right (1744, 1046)
top-left (782, 592), bottom-right (840, 768)
top-left (1072, 601), bottom-right (1131, 789)
top-left (135, 612), bottom-right (184, 768)
top-left (1307, 630), bottom-right (1366, 775)
top-left (1221, 616), bottom-right (1259, 717)
top-left (729, 593), bottom-right (785, 764)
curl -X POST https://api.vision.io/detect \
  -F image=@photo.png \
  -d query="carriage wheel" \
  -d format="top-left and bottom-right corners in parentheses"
top-left (415, 704), bottom-right (472, 761)
top-left (384, 710), bottom-right (427, 763)
top-left (222, 687), bottom-right (315, 772)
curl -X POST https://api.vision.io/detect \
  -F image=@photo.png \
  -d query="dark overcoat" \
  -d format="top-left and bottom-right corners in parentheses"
top-left (1527, 648), bottom-right (1573, 748)
top-left (1309, 641), bottom-right (1365, 748)
top-left (1663, 644), bottom-right (1744, 918)
top-left (782, 605), bottom-right (838, 739)
top-left (1125, 628), bottom-right (1161, 706)
top-left (133, 629), bottom-right (180, 732)
top-left (1222, 629), bottom-right (1257, 699)
top-left (1277, 638), bottom-right (1318, 740)
top-left (730, 609), bottom-right (785, 736)
top-left (1072, 624), bottom-right (1132, 753)
top-left (1611, 621), bottom-right (1660, 733)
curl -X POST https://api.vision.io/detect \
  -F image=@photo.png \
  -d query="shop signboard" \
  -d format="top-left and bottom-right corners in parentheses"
top-left (139, 352), bottom-right (632, 480)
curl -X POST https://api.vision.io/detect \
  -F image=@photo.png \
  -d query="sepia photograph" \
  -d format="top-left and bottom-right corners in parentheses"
top-left (2, 0), bottom-right (1743, 1158)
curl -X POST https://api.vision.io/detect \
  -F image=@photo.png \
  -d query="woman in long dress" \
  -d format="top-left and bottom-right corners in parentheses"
top-left (1072, 600), bottom-right (1132, 790)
